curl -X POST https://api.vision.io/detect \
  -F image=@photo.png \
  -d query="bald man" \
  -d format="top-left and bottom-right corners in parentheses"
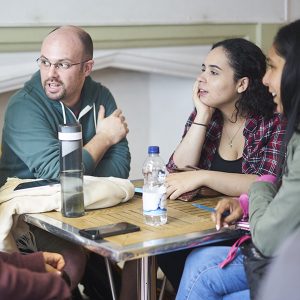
top-left (0, 25), bottom-right (130, 181)
top-left (0, 26), bottom-right (130, 298)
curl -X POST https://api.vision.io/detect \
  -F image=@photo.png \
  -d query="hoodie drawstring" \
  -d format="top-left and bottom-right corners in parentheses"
top-left (59, 101), bottom-right (67, 125)
top-left (93, 103), bottom-right (97, 131)
top-left (59, 101), bottom-right (96, 132)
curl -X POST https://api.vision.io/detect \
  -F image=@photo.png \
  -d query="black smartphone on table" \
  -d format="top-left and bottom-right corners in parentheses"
top-left (14, 179), bottom-right (60, 191)
top-left (79, 222), bottom-right (141, 240)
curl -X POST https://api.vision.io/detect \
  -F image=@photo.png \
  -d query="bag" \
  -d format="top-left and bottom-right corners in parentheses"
top-left (241, 240), bottom-right (272, 300)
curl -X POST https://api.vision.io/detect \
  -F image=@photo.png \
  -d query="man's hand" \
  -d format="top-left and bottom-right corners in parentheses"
top-left (212, 197), bottom-right (243, 230)
top-left (43, 252), bottom-right (65, 275)
top-left (96, 105), bottom-right (129, 146)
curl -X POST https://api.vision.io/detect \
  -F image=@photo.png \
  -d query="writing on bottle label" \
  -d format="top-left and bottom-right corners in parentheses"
top-left (143, 185), bottom-right (166, 215)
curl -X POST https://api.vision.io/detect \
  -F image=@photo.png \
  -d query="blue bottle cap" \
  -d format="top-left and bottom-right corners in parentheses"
top-left (148, 146), bottom-right (159, 154)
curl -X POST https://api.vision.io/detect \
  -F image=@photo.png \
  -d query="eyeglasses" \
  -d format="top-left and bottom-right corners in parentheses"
top-left (36, 57), bottom-right (90, 70)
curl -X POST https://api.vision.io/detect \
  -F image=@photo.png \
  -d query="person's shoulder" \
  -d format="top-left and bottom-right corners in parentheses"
top-left (268, 112), bottom-right (287, 124)
top-left (7, 89), bottom-right (34, 112)
top-left (290, 131), bottom-right (300, 147)
top-left (6, 78), bottom-right (47, 119)
top-left (244, 114), bottom-right (286, 140)
top-left (9, 71), bottom-right (42, 104)
top-left (286, 133), bottom-right (300, 166)
top-left (250, 113), bottom-right (286, 129)
top-left (85, 76), bottom-right (108, 91)
top-left (84, 76), bottom-right (113, 99)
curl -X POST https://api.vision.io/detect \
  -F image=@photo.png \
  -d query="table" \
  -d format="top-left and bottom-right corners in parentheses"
top-left (24, 193), bottom-right (244, 300)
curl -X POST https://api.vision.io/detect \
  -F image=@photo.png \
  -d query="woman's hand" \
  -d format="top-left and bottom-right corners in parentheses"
top-left (212, 197), bottom-right (243, 230)
top-left (166, 171), bottom-right (202, 199)
top-left (192, 81), bottom-right (215, 122)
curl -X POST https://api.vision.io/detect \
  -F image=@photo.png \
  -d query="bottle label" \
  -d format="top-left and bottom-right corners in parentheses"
top-left (142, 185), bottom-right (167, 215)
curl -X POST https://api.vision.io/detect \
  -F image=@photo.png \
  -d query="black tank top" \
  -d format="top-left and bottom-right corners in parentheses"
top-left (210, 151), bottom-right (242, 174)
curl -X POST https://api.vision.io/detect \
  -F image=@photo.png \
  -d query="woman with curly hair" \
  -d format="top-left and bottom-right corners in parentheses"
top-left (158, 38), bottom-right (287, 292)
top-left (165, 38), bottom-right (286, 201)
top-left (176, 19), bottom-right (300, 300)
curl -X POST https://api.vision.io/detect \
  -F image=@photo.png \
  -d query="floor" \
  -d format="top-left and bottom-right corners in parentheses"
top-left (77, 279), bottom-right (176, 300)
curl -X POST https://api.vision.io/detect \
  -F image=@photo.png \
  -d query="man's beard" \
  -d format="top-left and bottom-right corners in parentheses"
top-left (43, 79), bottom-right (66, 100)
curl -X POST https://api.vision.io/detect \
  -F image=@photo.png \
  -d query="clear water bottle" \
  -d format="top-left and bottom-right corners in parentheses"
top-left (59, 124), bottom-right (85, 218)
top-left (142, 146), bottom-right (167, 226)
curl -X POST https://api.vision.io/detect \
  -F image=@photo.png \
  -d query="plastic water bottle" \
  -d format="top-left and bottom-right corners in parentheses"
top-left (142, 146), bottom-right (167, 226)
top-left (59, 124), bottom-right (85, 218)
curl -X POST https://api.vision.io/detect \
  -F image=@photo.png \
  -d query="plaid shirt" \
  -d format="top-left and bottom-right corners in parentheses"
top-left (167, 109), bottom-right (287, 176)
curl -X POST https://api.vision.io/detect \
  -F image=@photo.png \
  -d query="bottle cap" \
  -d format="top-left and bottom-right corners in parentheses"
top-left (148, 146), bottom-right (159, 154)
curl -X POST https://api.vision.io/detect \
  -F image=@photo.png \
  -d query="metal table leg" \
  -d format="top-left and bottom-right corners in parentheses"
top-left (104, 257), bottom-right (117, 300)
top-left (158, 275), bottom-right (167, 300)
top-left (138, 256), bottom-right (157, 300)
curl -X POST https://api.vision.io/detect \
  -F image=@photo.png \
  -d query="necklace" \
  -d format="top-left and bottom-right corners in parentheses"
top-left (224, 122), bottom-right (244, 148)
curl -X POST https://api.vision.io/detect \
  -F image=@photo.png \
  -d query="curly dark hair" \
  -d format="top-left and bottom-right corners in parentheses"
top-left (212, 38), bottom-right (275, 120)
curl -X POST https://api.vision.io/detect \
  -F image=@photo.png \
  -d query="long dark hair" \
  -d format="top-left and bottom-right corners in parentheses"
top-left (212, 38), bottom-right (275, 120)
top-left (274, 19), bottom-right (300, 142)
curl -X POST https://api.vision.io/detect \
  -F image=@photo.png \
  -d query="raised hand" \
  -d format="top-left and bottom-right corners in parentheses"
top-left (192, 80), bottom-right (215, 123)
top-left (96, 105), bottom-right (129, 146)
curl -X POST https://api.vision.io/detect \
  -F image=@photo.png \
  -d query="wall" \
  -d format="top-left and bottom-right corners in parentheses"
top-left (0, 91), bottom-right (12, 137)
top-left (0, 0), bottom-right (289, 25)
top-left (88, 68), bottom-right (194, 179)
top-left (0, 0), bottom-right (299, 179)
top-left (0, 67), bottom-right (194, 180)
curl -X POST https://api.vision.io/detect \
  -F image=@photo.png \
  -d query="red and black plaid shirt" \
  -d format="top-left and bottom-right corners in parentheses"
top-left (167, 109), bottom-right (287, 176)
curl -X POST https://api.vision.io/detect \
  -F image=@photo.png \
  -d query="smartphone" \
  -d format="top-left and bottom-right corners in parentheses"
top-left (79, 222), bottom-right (141, 240)
top-left (14, 179), bottom-right (60, 191)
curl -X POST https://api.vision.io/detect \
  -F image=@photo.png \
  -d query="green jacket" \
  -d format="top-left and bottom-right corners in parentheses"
top-left (0, 71), bottom-right (130, 181)
top-left (249, 131), bottom-right (300, 257)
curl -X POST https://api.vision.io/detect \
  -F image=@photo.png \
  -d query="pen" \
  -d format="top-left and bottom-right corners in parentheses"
top-left (192, 203), bottom-right (230, 217)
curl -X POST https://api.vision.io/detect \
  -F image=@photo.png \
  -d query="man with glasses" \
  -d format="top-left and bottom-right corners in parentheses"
top-left (0, 25), bottom-right (130, 181)
top-left (0, 26), bottom-right (130, 299)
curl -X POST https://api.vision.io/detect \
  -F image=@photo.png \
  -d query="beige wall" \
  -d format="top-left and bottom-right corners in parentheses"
top-left (0, 0), bottom-right (298, 177)
top-left (0, 91), bottom-right (13, 134)
top-left (0, 23), bottom-right (282, 53)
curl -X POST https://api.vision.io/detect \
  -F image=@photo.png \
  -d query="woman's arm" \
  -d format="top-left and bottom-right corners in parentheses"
top-left (250, 136), bottom-right (300, 257)
top-left (0, 251), bottom-right (46, 272)
top-left (166, 170), bottom-right (257, 199)
top-left (0, 252), bottom-right (71, 300)
top-left (172, 81), bottom-right (215, 168)
top-left (172, 122), bottom-right (208, 168)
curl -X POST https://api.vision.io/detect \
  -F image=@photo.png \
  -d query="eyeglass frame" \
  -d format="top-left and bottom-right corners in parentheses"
top-left (36, 57), bottom-right (91, 70)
